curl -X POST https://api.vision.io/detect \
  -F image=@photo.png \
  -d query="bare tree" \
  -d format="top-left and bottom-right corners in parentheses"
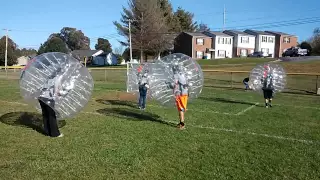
top-left (114, 0), bottom-right (171, 62)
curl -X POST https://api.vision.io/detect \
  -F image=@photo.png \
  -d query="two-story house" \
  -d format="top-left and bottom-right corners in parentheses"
top-left (174, 32), bottom-right (213, 59)
top-left (203, 31), bottom-right (233, 59)
top-left (244, 30), bottom-right (276, 57)
top-left (265, 31), bottom-right (298, 58)
top-left (223, 30), bottom-right (255, 57)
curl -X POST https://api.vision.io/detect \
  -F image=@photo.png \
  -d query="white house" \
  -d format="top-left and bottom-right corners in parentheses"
top-left (244, 30), bottom-right (276, 57)
top-left (223, 30), bottom-right (255, 57)
top-left (203, 31), bottom-right (233, 59)
top-left (14, 56), bottom-right (30, 66)
top-left (92, 52), bottom-right (118, 66)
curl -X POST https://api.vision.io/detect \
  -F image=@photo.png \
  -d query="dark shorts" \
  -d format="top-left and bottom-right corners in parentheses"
top-left (263, 89), bottom-right (273, 99)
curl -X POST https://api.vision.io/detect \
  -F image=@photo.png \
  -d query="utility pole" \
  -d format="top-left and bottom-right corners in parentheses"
top-left (2, 29), bottom-right (11, 77)
top-left (128, 19), bottom-right (133, 63)
top-left (223, 5), bottom-right (226, 31)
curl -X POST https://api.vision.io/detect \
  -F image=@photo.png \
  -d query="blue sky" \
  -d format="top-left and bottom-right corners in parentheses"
top-left (1, 0), bottom-right (319, 51)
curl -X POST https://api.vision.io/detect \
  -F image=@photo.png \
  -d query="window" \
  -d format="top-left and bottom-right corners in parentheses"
top-left (241, 36), bottom-right (249, 43)
top-left (262, 36), bottom-right (267, 42)
top-left (228, 38), bottom-right (232, 44)
top-left (196, 38), bottom-right (204, 45)
top-left (218, 37), bottom-right (222, 44)
top-left (196, 51), bottom-right (203, 58)
top-left (218, 50), bottom-right (226, 57)
top-left (283, 37), bottom-right (290, 43)
top-left (268, 37), bottom-right (274, 43)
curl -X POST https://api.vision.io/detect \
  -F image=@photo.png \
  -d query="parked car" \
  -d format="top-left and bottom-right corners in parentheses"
top-left (247, 51), bottom-right (268, 58)
top-left (282, 47), bottom-right (308, 57)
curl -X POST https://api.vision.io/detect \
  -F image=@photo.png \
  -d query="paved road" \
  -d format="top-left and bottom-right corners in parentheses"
top-left (279, 56), bottom-right (320, 62)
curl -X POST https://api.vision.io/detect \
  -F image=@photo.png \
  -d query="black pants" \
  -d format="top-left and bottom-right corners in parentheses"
top-left (38, 99), bottom-right (60, 137)
top-left (263, 89), bottom-right (273, 99)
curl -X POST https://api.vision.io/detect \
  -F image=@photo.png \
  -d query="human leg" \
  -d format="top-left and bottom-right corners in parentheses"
top-left (47, 100), bottom-right (61, 137)
top-left (38, 99), bottom-right (50, 135)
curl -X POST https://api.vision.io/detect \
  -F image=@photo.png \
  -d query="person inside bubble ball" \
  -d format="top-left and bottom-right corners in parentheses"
top-left (138, 69), bottom-right (149, 110)
top-left (172, 65), bottom-right (189, 130)
top-left (261, 65), bottom-right (274, 108)
top-left (38, 68), bottom-right (64, 138)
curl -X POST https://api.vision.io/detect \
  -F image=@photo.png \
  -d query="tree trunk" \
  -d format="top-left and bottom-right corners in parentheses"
top-left (140, 48), bottom-right (143, 63)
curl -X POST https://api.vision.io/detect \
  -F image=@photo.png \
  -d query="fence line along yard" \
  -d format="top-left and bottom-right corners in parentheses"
top-left (1, 66), bottom-right (319, 95)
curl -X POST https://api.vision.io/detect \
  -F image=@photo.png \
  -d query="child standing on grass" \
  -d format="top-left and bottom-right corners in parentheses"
top-left (138, 70), bottom-right (149, 110)
top-left (172, 65), bottom-right (189, 130)
top-left (261, 65), bottom-right (274, 108)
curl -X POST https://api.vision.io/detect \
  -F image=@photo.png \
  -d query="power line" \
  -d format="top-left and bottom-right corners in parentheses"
top-left (210, 16), bottom-right (320, 30)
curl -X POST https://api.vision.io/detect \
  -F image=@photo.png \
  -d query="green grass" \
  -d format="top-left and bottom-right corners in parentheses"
top-left (0, 58), bottom-right (320, 179)
top-left (0, 73), bottom-right (320, 179)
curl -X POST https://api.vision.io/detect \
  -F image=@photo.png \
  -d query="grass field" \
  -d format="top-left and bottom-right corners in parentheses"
top-left (0, 58), bottom-right (320, 179)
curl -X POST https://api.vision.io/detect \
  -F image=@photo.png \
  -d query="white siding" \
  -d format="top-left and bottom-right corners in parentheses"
top-left (256, 35), bottom-right (275, 57)
top-left (214, 36), bottom-right (233, 59)
top-left (237, 36), bottom-right (255, 49)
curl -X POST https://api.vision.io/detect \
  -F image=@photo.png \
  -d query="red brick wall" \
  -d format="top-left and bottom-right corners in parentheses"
top-left (280, 36), bottom-right (297, 56)
top-left (193, 37), bottom-right (212, 58)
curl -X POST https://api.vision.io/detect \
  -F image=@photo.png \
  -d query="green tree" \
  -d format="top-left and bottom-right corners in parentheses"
top-left (0, 36), bottom-right (17, 66)
top-left (37, 37), bottom-right (69, 55)
top-left (173, 7), bottom-right (198, 32)
top-left (299, 41), bottom-right (312, 55)
top-left (198, 23), bottom-right (210, 31)
top-left (59, 27), bottom-right (90, 51)
top-left (95, 38), bottom-right (112, 53)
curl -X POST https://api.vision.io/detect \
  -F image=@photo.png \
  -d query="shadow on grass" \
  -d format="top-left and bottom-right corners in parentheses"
top-left (200, 97), bottom-right (257, 106)
top-left (96, 99), bottom-right (137, 108)
top-left (0, 112), bottom-right (66, 135)
top-left (97, 108), bottom-right (176, 127)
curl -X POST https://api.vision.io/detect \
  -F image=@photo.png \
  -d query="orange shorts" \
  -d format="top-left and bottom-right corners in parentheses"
top-left (176, 95), bottom-right (188, 112)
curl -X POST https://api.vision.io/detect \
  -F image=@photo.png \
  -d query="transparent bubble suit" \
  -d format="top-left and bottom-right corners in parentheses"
top-left (148, 53), bottom-right (204, 107)
top-left (127, 63), bottom-right (146, 94)
top-left (249, 63), bottom-right (287, 93)
top-left (20, 52), bottom-right (94, 120)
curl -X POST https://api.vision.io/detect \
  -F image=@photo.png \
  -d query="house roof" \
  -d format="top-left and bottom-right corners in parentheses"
top-left (205, 31), bottom-right (233, 37)
top-left (265, 31), bottom-right (296, 37)
top-left (184, 32), bottom-right (211, 37)
top-left (223, 30), bottom-right (255, 36)
top-left (71, 50), bottom-right (102, 59)
top-left (244, 29), bottom-right (274, 36)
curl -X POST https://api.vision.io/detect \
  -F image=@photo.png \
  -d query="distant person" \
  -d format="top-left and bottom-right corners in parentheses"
top-left (138, 70), bottom-right (149, 110)
top-left (261, 65), bottom-right (274, 108)
top-left (38, 69), bottom-right (64, 138)
top-left (243, 77), bottom-right (249, 90)
top-left (173, 65), bottom-right (189, 130)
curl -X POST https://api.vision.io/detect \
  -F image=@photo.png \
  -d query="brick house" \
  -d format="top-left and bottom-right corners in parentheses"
top-left (265, 31), bottom-right (298, 58)
top-left (223, 30), bottom-right (255, 57)
top-left (174, 32), bottom-right (214, 59)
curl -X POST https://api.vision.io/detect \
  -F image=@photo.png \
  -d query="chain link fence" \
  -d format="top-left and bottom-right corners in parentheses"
top-left (1, 67), bottom-right (319, 95)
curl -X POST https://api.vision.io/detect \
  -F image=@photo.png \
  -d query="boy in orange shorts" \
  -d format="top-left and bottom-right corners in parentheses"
top-left (173, 65), bottom-right (189, 130)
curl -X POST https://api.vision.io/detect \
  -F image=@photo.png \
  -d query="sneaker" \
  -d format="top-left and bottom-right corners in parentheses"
top-left (57, 133), bottom-right (64, 138)
top-left (265, 106), bottom-right (269, 108)
top-left (177, 122), bottom-right (185, 130)
top-left (142, 108), bottom-right (145, 110)
top-left (269, 104), bottom-right (272, 108)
